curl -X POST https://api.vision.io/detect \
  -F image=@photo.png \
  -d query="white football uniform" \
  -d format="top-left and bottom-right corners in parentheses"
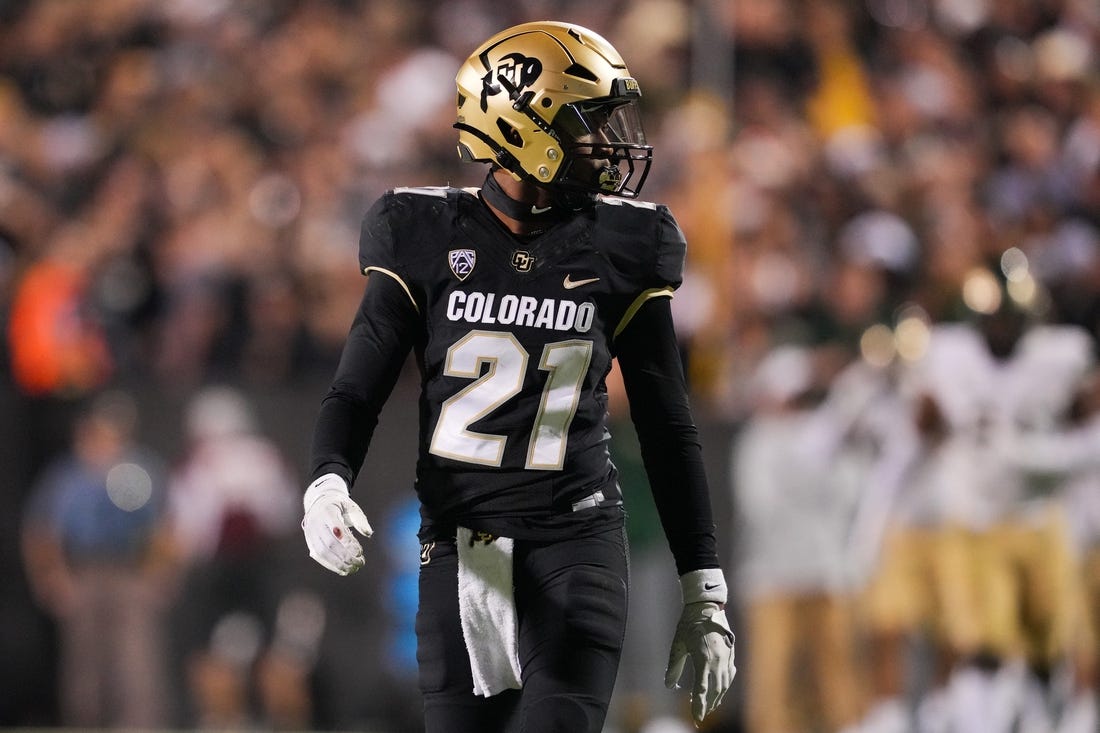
top-left (901, 323), bottom-right (1093, 528)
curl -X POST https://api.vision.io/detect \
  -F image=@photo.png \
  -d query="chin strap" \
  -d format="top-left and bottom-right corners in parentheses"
top-left (479, 172), bottom-right (571, 224)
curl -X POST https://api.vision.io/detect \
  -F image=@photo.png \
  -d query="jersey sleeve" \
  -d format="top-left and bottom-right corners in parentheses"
top-left (358, 191), bottom-right (420, 311)
top-left (653, 204), bottom-right (687, 289)
top-left (310, 262), bottom-right (420, 485)
top-left (614, 295), bottom-right (720, 575)
top-left (596, 199), bottom-right (686, 289)
top-left (598, 200), bottom-right (688, 340)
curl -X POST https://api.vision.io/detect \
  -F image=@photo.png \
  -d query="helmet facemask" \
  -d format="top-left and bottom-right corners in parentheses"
top-left (550, 98), bottom-right (652, 199)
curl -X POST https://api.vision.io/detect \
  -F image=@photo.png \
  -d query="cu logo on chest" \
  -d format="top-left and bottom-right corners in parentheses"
top-left (511, 250), bottom-right (534, 272)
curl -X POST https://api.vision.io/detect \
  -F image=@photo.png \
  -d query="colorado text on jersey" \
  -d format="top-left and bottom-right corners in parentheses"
top-left (445, 290), bottom-right (596, 333)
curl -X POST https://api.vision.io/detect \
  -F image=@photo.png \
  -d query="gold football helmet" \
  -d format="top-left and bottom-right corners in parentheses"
top-left (455, 21), bottom-right (652, 199)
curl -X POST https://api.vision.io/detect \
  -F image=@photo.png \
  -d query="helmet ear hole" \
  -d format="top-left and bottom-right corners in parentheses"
top-left (496, 118), bottom-right (524, 148)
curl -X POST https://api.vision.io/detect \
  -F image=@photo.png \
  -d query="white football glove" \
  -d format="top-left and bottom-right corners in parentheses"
top-left (664, 568), bottom-right (737, 725)
top-left (301, 473), bottom-right (373, 576)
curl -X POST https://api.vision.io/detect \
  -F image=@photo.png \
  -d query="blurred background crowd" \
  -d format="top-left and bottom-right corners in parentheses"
top-left (0, 0), bottom-right (1098, 732)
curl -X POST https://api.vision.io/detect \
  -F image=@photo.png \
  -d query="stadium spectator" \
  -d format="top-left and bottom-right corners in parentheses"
top-left (167, 385), bottom-right (312, 729)
top-left (20, 390), bottom-right (177, 728)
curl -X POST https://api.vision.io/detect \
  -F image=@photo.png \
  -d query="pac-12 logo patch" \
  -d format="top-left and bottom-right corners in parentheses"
top-left (449, 249), bottom-right (476, 281)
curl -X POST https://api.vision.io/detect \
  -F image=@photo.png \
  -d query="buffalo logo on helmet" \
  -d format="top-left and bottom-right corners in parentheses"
top-left (480, 53), bottom-right (542, 111)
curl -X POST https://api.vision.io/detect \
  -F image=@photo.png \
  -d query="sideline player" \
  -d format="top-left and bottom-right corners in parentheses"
top-left (298, 21), bottom-right (735, 733)
top-left (894, 296), bottom-right (1092, 733)
top-left (732, 345), bottom-right (881, 733)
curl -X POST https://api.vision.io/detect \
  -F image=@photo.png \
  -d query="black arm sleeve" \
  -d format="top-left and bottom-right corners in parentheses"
top-left (615, 296), bottom-right (720, 575)
top-left (309, 272), bottom-right (419, 485)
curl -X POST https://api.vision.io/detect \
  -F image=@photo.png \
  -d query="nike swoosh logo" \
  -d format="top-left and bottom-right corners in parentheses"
top-left (531, 204), bottom-right (553, 215)
top-left (563, 274), bottom-right (600, 289)
top-left (704, 582), bottom-right (722, 591)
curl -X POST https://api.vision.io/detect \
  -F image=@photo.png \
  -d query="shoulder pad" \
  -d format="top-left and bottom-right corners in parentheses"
top-left (597, 196), bottom-right (658, 211)
top-left (1017, 324), bottom-right (1096, 381)
top-left (592, 198), bottom-right (686, 290)
top-left (389, 185), bottom-right (478, 199)
top-left (358, 187), bottom-right (474, 276)
top-left (1019, 324), bottom-right (1095, 364)
top-left (911, 323), bottom-right (991, 384)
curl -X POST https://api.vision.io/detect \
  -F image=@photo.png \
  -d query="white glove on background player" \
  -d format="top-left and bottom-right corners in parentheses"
top-left (301, 473), bottom-right (373, 575)
top-left (665, 568), bottom-right (737, 725)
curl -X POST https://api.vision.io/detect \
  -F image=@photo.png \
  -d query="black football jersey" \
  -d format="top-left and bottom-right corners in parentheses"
top-left (357, 186), bottom-right (686, 540)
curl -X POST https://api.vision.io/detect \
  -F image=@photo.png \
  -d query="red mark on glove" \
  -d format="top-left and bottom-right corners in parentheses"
top-left (333, 526), bottom-right (343, 540)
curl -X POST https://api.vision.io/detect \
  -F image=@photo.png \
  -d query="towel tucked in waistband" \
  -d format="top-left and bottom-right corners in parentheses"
top-left (456, 526), bottom-right (522, 697)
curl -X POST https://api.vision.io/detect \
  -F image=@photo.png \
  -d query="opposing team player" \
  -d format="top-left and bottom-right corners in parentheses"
top-left (896, 289), bottom-right (1093, 733)
top-left (299, 22), bottom-right (735, 733)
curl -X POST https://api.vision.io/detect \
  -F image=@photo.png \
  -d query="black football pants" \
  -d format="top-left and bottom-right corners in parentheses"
top-left (416, 526), bottom-right (629, 733)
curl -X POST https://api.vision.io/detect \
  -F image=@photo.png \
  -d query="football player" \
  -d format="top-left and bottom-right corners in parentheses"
top-left (895, 295), bottom-right (1093, 733)
top-left (299, 21), bottom-right (735, 733)
top-left (994, 367), bottom-right (1100, 733)
top-left (732, 345), bottom-right (884, 733)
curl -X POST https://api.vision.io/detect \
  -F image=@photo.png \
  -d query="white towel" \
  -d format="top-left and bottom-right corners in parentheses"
top-left (456, 526), bottom-right (522, 697)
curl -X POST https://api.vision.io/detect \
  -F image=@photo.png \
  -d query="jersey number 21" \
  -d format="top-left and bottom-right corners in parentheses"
top-left (429, 330), bottom-right (593, 471)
